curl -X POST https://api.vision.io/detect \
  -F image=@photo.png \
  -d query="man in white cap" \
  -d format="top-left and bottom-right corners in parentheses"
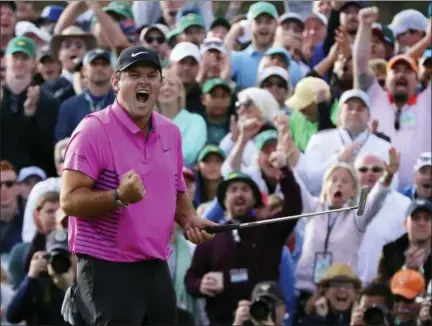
top-left (139, 24), bottom-right (170, 61)
top-left (293, 89), bottom-right (394, 196)
top-left (196, 37), bottom-right (230, 84)
top-left (401, 152), bottom-right (432, 201)
top-left (15, 21), bottom-right (52, 52)
top-left (17, 166), bottom-right (46, 206)
top-left (257, 66), bottom-right (290, 114)
top-left (169, 41), bottom-right (204, 114)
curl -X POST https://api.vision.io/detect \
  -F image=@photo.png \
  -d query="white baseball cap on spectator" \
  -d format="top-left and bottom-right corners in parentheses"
top-left (257, 66), bottom-right (289, 86)
top-left (304, 12), bottom-right (328, 27)
top-left (15, 21), bottom-right (52, 43)
top-left (18, 166), bottom-right (47, 183)
top-left (279, 12), bottom-right (304, 28)
top-left (389, 9), bottom-right (429, 37)
top-left (200, 37), bottom-right (227, 55)
top-left (339, 89), bottom-right (370, 110)
top-left (139, 24), bottom-right (170, 41)
top-left (237, 87), bottom-right (280, 122)
top-left (414, 152), bottom-right (432, 171)
top-left (170, 42), bottom-right (200, 63)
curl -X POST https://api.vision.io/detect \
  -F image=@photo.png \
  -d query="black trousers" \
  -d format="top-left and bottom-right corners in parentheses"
top-left (74, 254), bottom-right (177, 325)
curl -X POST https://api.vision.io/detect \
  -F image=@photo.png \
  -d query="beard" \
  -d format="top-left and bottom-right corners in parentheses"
top-left (393, 91), bottom-right (408, 103)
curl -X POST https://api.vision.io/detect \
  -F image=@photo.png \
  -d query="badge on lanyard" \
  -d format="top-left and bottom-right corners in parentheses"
top-left (229, 268), bottom-right (249, 283)
top-left (400, 111), bottom-right (416, 128)
top-left (313, 252), bottom-right (333, 284)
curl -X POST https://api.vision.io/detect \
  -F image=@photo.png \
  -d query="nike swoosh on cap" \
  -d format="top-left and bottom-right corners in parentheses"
top-left (131, 51), bottom-right (148, 57)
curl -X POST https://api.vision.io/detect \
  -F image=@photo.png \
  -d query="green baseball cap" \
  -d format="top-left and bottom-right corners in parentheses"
top-left (372, 23), bottom-right (395, 46)
top-left (217, 170), bottom-right (263, 209)
top-left (255, 130), bottom-right (278, 151)
top-left (103, 1), bottom-right (133, 20)
top-left (178, 13), bottom-right (205, 33)
top-left (247, 2), bottom-right (278, 21)
top-left (202, 78), bottom-right (232, 94)
top-left (197, 145), bottom-right (226, 163)
top-left (6, 36), bottom-right (37, 58)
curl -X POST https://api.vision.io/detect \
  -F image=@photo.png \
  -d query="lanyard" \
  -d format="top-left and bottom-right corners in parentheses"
top-left (323, 212), bottom-right (338, 253)
top-left (83, 91), bottom-right (110, 113)
top-left (338, 130), bottom-right (370, 156)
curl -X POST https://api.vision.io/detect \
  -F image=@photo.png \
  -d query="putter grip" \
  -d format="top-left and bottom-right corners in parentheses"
top-left (357, 186), bottom-right (369, 216)
top-left (204, 224), bottom-right (240, 234)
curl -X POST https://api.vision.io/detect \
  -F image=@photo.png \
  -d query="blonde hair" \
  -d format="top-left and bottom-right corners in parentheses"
top-left (319, 162), bottom-right (360, 206)
top-left (157, 68), bottom-right (186, 110)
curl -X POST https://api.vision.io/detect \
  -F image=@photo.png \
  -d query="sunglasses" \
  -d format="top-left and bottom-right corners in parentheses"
top-left (145, 36), bottom-right (165, 44)
top-left (394, 108), bottom-right (402, 131)
top-left (395, 295), bottom-right (415, 304)
top-left (1, 180), bottom-right (17, 188)
top-left (262, 81), bottom-right (288, 89)
top-left (61, 39), bottom-right (85, 50)
top-left (358, 166), bottom-right (384, 173)
top-left (204, 40), bottom-right (224, 48)
top-left (235, 97), bottom-right (255, 110)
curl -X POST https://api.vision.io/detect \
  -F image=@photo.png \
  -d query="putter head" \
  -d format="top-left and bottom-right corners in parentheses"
top-left (356, 186), bottom-right (369, 216)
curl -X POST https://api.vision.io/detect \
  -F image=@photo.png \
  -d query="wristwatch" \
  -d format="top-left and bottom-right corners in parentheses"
top-left (115, 189), bottom-right (128, 208)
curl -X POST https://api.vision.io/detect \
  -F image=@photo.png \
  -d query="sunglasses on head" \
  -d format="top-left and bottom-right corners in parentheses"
top-left (204, 40), bottom-right (224, 48)
top-left (358, 166), bottom-right (384, 173)
top-left (145, 36), bottom-right (165, 44)
top-left (1, 180), bottom-right (17, 188)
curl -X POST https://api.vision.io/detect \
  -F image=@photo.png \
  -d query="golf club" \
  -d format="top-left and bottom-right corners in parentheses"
top-left (204, 186), bottom-right (370, 234)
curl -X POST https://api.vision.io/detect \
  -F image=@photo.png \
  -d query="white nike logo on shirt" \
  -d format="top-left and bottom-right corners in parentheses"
top-left (131, 52), bottom-right (147, 57)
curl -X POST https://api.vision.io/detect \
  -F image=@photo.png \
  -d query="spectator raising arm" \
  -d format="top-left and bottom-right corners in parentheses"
top-left (353, 7), bottom-right (379, 92)
top-left (54, 1), bottom-right (88, 34)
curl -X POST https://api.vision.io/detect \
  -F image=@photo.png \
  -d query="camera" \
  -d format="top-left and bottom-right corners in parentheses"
top-left (363, 304), bottom-right (390, 326)
top-left (45, 250), bottom-right (71, 274)
top-left (249, 297), bottom-right (276, 323)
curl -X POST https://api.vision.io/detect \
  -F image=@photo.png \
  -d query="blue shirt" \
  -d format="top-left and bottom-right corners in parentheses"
top-left (231, 45), bottom-right (304, 90)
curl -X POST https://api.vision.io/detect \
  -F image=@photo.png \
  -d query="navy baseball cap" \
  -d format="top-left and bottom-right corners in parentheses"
top-left (83, 48), bottom-right (112, 66)
top-left (115, 45), bottom-right (161, 72)
top-left (46, 229), bottom-right (69, 254)
top-left (406, 199), bottom-right (432, 217)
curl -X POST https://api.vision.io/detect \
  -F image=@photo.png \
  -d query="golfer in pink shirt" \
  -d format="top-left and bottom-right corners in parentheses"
top-left (60, 46), bottom-right (215, 325)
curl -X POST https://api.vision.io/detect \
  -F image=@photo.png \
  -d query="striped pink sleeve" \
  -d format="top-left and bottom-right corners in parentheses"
top-left (63, 116), bottom-right (105, 181)
top-left (174, 126), bottom-right (186, 192)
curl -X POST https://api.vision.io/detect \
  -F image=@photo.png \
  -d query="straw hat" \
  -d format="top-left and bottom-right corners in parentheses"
top-left (319, 263), bottom-right (362, 287)
top-left (50, 25), bottom-right (97, 57)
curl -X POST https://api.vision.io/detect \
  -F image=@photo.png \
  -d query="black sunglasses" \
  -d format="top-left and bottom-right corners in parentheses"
top-left (262, 81), bottom-right (288, 89)
top-left (394, 108), bottom-right (402, 131)
top-left (358, 166), bottom-right (384, 173)
top-left (1, 180), bottom-right (17, 188)
top-left (235, 97), bottom-right (255, 110)
top-left (145, 36), bottom-right (165, 44)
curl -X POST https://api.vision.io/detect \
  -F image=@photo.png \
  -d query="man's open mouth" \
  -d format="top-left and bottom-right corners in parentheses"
top-left (136, 90), bottom-right (149, 103)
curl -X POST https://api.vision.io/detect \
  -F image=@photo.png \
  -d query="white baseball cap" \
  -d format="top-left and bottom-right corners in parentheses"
top-left (18, 166), bottom-right (47, 183)
top-left (200, 37), bottom-right (226, 55)
top-left (15, 21), bottom-right (52, 43)
top-left (139, 24), bottom-right (170, 41)
top-left (257, 66), bottom-right (289, 86)
top-left (414, 152), bottom-right (432, 171)
top-left (389, 9), bottom-right (428, 37)
top-left (339, 89), bottom-right (370, 110)
top-left (170, 42), bottom-right (200, 63)
top-left (304, 12), bottom-right (328, 27)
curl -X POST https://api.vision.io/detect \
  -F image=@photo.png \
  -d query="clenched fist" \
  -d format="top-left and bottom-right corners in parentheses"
top-left (359, 7), bottom-right (379, 26)
top-left (117, 170), bottom-right (145, 205)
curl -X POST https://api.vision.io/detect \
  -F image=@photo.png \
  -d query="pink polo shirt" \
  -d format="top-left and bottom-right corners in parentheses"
top-left (63, 100), bottom-right (186, 262)
top-left (367, 79), bottom-right (431, 188)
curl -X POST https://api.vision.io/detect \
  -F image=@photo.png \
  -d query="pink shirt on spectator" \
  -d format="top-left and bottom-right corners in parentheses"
top-left (367, 79), bottom-right (431, 188)
top-left (63, 100), bottom-right (186, 262)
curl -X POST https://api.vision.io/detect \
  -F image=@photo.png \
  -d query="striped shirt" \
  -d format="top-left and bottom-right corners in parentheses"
top-left (64, 100), bottom-right (186, 262)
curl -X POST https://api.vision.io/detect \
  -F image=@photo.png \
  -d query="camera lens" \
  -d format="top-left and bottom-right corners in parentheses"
top-left (363, 306), bottom-right (385, 326)
top-left (49, 250), bottom-right (71, 274)
top-left (250, 298), bottom-right (274, 322)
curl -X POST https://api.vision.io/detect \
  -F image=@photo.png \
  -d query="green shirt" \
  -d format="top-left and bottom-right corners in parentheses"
top-left (289, 100), bottom-right (340, 152)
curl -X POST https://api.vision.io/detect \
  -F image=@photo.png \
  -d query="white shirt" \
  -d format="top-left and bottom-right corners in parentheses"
top-left (295, 128), bottom-right (396, 196)
top-left (357, 190), bottom-right (410, 285)
top-left (22, 177), bottom-right (61, 242)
